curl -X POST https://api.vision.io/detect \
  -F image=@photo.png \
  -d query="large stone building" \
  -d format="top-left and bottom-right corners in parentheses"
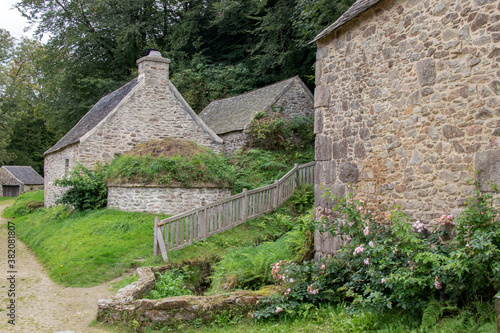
top-left (0, 166), bottom-right (44, 197)
top-left (43, 50), bottom-right (223, 207)
top-left (313, 0), bottom-right (500, 257)
top-left (199, 76), bottom-right (314, 154)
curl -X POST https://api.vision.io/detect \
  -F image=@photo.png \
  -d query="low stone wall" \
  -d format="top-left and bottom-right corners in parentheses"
top-left (107, 184), bottom-right (231, 215)
top-left (97, 266), bottom-right (265, 328)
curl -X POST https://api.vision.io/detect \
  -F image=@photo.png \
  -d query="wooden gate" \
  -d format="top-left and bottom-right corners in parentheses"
top-left (3, 185), bottom-right (20, 197)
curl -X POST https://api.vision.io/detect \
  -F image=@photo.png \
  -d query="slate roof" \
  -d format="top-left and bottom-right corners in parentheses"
top-left (198, 76), bottom-right (304, 135)
top-left (44, 78), bottom-right (139, 155)
top-left (3, 166), bottom-right (44, 185)
top-left (312, 0), bottom-right (381, 43)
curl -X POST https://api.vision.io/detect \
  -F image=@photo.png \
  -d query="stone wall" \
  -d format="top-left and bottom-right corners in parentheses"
top-left (314, 0), bottom-right (500, 257)
top-left (275, 79), bottom-right (315, 120)
top-left (107, 184), bottom-right (232, 215)
top-left (97, 266), bottom-right (264, 328)
top-left (220, 131), bottom-right (247, 155)
top-left (44, 144), bottom-right (79, 207)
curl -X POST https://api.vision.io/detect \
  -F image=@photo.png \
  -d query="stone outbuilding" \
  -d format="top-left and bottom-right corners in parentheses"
top-left (199, 76), bottom-right (314, 155)
top-left (43, 50), bottom-right (223, 207)
top-left (0, 166), bottom-right (44, 197)
top-left (313, 0), bottom-right (500, 258)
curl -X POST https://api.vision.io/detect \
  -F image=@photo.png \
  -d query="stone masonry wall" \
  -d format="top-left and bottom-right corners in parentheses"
top-left (314, 0), bottom-right (500, 257)
top-left (44, 144), bottom-right (79, 207)
top-left (275, 79), bottom-right (315, 120)
top-left (220, 131), bottom-right (247, 155)
top-left (107, 184), bottom-right (231, 215)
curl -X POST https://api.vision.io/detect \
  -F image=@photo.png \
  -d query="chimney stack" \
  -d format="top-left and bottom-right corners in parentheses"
top-left (136, 49), bottom-right (170, 86)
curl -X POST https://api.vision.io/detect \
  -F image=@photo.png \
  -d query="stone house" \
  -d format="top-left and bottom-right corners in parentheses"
top-left (313, 0), bottom-right (500, 257)
top-left (43, 50), bottom-right (223, 207)
top-left (0, 166), bottom-right (44, 197)
top-left (198, 76), bottom-right (314, 155)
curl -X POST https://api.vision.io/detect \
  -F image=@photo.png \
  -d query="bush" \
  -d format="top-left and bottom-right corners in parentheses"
top-left (246, 108), bottom-right (314, 153)
top-left (145, 269), bottom-right (192, 299)
top-left (54, 163), bottom-right (107, 211)
top-left (255, 187), bottom-right (500, 323)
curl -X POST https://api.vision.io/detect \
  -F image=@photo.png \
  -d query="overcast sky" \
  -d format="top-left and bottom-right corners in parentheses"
top-left (0, 0), bottom-right (36, 40)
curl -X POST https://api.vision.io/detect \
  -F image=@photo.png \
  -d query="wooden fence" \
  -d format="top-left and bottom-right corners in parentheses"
top-left (153, 161), bottom-right (315, 261)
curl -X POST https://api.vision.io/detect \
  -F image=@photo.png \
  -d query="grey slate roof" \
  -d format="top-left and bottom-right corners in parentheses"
top-left (198, 76), bottom-right (300, 135)
top-left (44, 78), bottom-right (139, 155)
top-left (312, 0), bottom-right (381, 43)
top-left (3, 166), bottom-right (44, 185)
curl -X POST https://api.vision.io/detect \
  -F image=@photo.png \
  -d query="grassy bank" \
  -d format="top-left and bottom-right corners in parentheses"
top-left (5, 191), bottom-right (301, 287)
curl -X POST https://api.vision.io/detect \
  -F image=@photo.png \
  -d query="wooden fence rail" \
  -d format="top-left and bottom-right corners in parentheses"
top-left (153, 161), bottom-right (315, 261)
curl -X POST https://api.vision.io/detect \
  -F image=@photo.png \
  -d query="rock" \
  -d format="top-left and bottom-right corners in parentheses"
top-left (475, 149), bottom-right (500, 192)
top-left (339, 162), bottom-right (359, 184)
top-left (416, 58), bottom-right (436, 87)
top-left (443, 124), bottom-right (464, 139)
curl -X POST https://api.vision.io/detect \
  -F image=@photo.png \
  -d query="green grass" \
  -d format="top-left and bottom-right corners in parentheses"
top-left (2, 190), bottom-right (44, 218)
top-left (94, 302), bottom-right (497, 332)
top-left (7, 193), bottom-right (296, 287)
top-left (108, 273), bottom-right (139, 292)
top-left (11, 205), bottom-right (165, 287)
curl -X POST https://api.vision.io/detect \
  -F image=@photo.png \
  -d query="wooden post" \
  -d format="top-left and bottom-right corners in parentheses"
top-left (153, 217), bottom-right (160, 256)
top-left (242, 188), bottom-right (248, 222)
top-left (157, 224), bottom-right (168, 261)
top-left (200, 201), bottom-right (207, 238)
top-left (273, 180), bottom-right (279, 208)
top-left (496, 295), bottom-right (500, 333)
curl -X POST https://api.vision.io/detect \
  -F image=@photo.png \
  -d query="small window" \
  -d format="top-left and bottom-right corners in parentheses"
top-left (64, 159), bottom-right (70, 176)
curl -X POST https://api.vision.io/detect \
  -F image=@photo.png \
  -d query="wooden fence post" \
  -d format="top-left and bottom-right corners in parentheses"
top-left (273, 180), bottom-right (279, 208)
top-left (242, 188), bottom-right (248, 222)
top-left (200, 201), bottom-right (207, 239)
top-left (154, 217), bottom-right (160, 256)
top-left (495, 295), bottom-right (500, 333)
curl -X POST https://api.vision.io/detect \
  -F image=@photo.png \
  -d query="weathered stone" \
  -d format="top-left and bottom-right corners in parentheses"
top-left (466, 143), bottom-right (481, 153)
top-left (315, 135), bottom-right (332, 161)
top-left (354, 142), bottom-right (366, 159)
top-left (416, 58), bottom-right (436, 87)
top-left (474, 0), bottom-right (496, 4)
top-left (339, 162), bottom-right (359, 184)
top-left (314, 85), bottom-right (331, 108)
top-left (333, 139), bottom-right (348, 159)
top-left (408, 150), bottom-right (422, 165)
top-left (359, 127), bottom-right (370, 140)
top-left (315, 160), bottom-right (337, 185)
top-left (314, 108), bottom-right (324, 134)
top-left (493, 128), bottom-right (500, 136)
top-left (470, 13), bottom-right (489, 31)
top-left (432, 0), bottom-right (449, 16)
top-left (475, 149), bottom-right (500, 192)
top-left (443, 124), bottom-right (464, 139)
top-left (488, 48), bottom-right (500, 58)
top-left (453, 141), bottom-right (465, 153)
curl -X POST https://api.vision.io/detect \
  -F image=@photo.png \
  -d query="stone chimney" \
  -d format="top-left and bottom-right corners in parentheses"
top-left (136, 49), bottom-right (170, 86)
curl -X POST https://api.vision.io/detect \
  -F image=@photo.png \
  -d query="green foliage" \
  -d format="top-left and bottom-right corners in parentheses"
top-left (254, 188), bottom-right (500, 323)
top-left (106, 148), bottom-right (235, 188)
top-left (146, 269), bottom-right (192, 299)
top-left (231, 148), bottom-right (314, 194)
top-left (2, 190), bottom-right (44, 218)
top-left (11, 206), bottom-right (164, 287)
top-left (289, 184), bottom-right (314, 215)
top-left (171, 63), bottom-right (254, 113)
top-left (54, 163), bottom-right (108, 211)
top-left (109, 273), bottom-right (139, 293)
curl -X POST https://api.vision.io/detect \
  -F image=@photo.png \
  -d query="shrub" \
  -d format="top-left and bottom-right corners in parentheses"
top-left (145, 269), bottom-right (192, 299)
top-left (54, 163), bottom-right (107, 211)
top-left (255, 187), bottom-right (500, 322)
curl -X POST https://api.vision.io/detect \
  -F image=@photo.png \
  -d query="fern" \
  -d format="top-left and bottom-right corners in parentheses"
top-left (421, 298), bottom-right (443, 329)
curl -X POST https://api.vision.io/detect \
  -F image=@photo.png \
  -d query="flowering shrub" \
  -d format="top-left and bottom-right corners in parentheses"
top-left (254, 187), bottom-right (500, 320)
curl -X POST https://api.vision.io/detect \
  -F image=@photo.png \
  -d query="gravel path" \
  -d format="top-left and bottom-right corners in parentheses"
top-left (0, 201), bottom-right (116, 333)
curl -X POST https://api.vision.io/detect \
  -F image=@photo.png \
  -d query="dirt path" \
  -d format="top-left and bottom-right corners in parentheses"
top-left (0, 201), bottom-right (116, 333)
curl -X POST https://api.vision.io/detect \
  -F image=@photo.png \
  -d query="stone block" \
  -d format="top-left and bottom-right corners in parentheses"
top-left (475, 149), bottom-right (500, 192)
top-left (333, 139), bottom-right (348, 159)
top-left (315, 160), bottom-right (337, 185)
top-left (315, 85), bottom-right (331, 108)
top-left (339, 162), bottom-right (359, 184)
top-left (314, 108), bottom-right (324, 134)
top-left (443, 124), bottom-right (464, 139)
top-left (416, 58), bottom-right (436, 87)
top-left (315, 135), bottom-right (333, 161)
top-left (354, 142), bottom-right (366, 159)
top-left (359, 127), bottom-right (370, 140)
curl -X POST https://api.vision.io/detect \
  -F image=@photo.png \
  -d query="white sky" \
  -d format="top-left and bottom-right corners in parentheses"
top-left (0, 0), bottom-right (37, 40)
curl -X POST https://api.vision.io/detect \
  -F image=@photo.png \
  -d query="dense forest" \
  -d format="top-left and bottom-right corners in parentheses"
top-left (0, 0), bottom-right (354, 173)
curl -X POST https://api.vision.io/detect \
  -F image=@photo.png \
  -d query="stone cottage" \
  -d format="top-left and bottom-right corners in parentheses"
top-left (313, 0), bottom-right (500, 257)
top-left (43, 50), bottom-right (223, 207)
top-left (0, 166), bottom-right (44, 197)
top-left (198, 76), bottom-right (314, 154)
